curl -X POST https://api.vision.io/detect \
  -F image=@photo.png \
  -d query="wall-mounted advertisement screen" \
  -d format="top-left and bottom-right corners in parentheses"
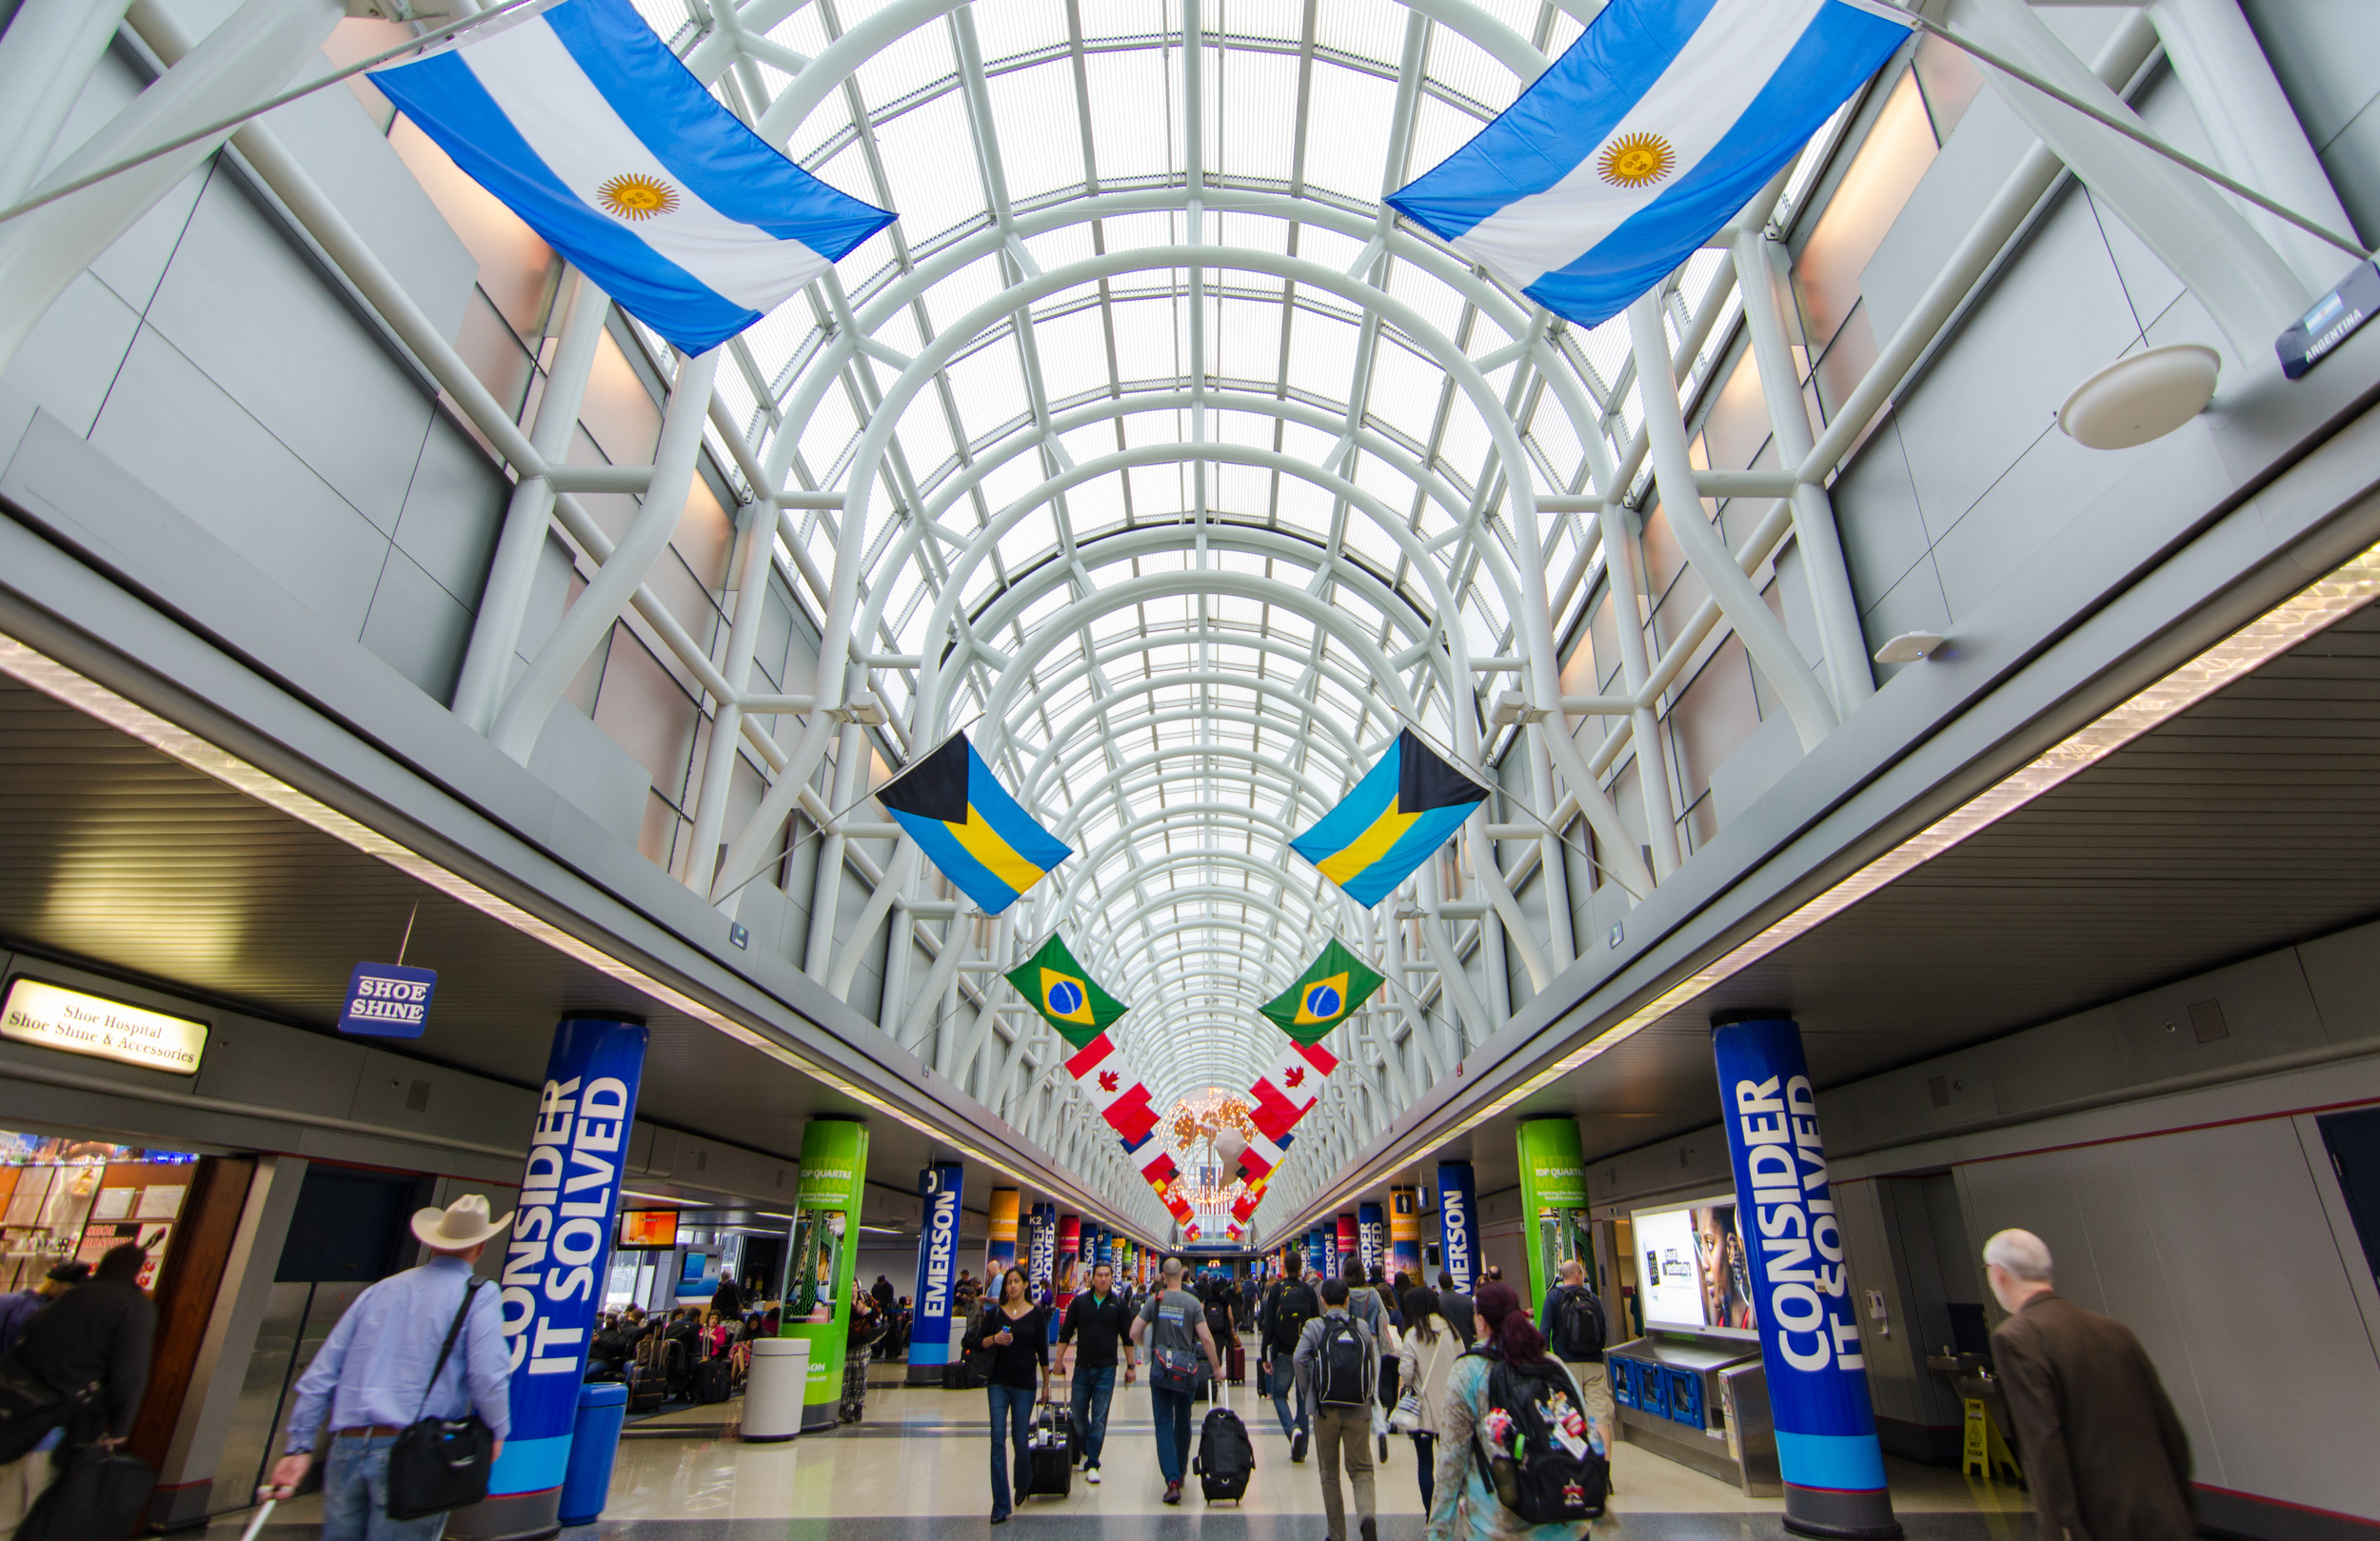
top-left (1632, 1195), bottom-right (1757, 1338)
top-left (619, 1210), bottom-right (679, 1249)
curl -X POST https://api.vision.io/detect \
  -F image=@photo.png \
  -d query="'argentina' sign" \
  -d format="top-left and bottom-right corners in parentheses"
top-left (338, 962), bottom-right (437, 1037)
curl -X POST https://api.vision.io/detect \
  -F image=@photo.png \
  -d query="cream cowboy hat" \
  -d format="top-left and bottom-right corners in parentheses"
top-left (411, 1194), bottom-right (514, 1251)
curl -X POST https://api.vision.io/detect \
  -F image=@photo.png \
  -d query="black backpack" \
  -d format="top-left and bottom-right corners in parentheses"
top-left (1315, 1316), bottom-right (1369, 1406)
top-left (1550, 1286), bottom-right (1606, 1361)
top-left (1471, 1355), bottom-right (1607, 1524)
top-left (1270, 1282), bottom-right (1317, 1354)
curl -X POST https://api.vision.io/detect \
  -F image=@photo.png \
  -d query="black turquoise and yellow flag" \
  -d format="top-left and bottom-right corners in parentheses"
top-left (1289, 728), bottom-right (1490, 906)
top-left (876, 732), bottom-right (1071, 917)
top-left (1259, 938), bottom-right (1386, 1045)
top-left (1002, 934), bottom-right (1128, 1050)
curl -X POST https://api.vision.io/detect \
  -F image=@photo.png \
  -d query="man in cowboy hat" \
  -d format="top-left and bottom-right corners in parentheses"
top-left (268, 1195), bottom-right (515, 1541)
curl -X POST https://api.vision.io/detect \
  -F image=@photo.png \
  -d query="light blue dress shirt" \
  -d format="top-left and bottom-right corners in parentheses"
top-left (285, 1256), bottom-right (511, 1452)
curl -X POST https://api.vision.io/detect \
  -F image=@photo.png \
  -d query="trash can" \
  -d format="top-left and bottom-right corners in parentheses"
top-left (743, 1337), bottom-right (811, 1442)
top-left (558, 1381), bottom-right (629, 1526)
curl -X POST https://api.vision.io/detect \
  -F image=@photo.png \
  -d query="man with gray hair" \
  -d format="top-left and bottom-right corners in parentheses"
top-left (1983, 1228), bottom-right (2194, 1540)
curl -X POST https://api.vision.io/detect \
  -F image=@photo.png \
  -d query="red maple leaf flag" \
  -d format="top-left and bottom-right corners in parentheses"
top-left (1246, 1039), bottom-right (1337, 1142)
top-left (1061, 1031), bottom-right (1160, 1143)
top-left (1099, 1069), bottom-right (1120, 1093)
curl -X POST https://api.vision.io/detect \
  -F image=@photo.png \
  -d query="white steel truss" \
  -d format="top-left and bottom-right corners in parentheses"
top-left (0, 0), bottom-right (2341, 1229)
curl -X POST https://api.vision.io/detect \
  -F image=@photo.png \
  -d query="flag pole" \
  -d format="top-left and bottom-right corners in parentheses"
top-left (709, 711), bottom-right (982, 906)
top-left (0, 0), bottom-right (559, 228)
top-left (1398, 714), bottom-right (1645, 901)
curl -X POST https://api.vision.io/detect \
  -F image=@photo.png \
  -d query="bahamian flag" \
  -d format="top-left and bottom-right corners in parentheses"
top-left (371, 0), bottom-right (893, 354)
top-left (1259, 939), bottom-right (1385, 1045)
top-left (1385, 0), bottom-right (1909, 327)
top-left (875, 733), bottom-right (1070, 917)
top-left (1290, 729), bottom-right (1489, 907)
top-left (1004, 935), bottom-right (1128, 1049)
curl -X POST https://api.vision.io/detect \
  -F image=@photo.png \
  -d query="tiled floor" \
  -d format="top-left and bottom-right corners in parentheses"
top-left (208, 1374), bottom-right (2033, 1539)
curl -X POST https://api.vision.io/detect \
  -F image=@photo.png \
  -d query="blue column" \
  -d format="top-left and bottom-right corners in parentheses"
top-left (1303, 1226), bottom-right (1326, 1276)
top-left (1357, 1201), bottom-right (1384, 1278)
top-left (460, 1016), bottom-right (647, 1541)
top-left (1713, 1014), bottom-right (1899, 1540)
top-left (1436, 1161), bottom-right (1479, 1295)
top-left (907, 1163), bottom-right (963, 1384)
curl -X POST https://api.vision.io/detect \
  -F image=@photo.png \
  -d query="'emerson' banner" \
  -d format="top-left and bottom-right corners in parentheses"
top-left (489, 1017), bottom-right (647, 1501)
top-left (910, 1164), bottom-right (963, 1372)
top-left (1437, 1161), bottom-right (1480, 1296)
top-left (1713, 1016), bottom-right (1896, 1537)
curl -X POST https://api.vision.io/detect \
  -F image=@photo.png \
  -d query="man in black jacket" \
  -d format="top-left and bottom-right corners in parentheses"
top-left (1259, 1266), bottom-right (1319, 1455)
top-left (1435, 1269), bottom-right (1477, 1347)
top-left (0, 1242), bottom-right (155, 1531)
top-left (1541, 1259), bottom-right (1612, 1433)
top-left (1055, 1260), bottom-right (1135, 1483)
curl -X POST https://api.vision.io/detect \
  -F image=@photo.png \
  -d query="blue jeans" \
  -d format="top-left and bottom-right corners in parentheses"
top-left (986, 1381), bottom-right (1034, 1516)
top-left (1267, 1355), bottom-right (1307, 1439)
top-left (320, 1435), bottom-right (448, 1541)
top-left (1149, 1384), bottom-right (1194, 1485)
top-left (1069, 1366), bottom-right (1116, 1466)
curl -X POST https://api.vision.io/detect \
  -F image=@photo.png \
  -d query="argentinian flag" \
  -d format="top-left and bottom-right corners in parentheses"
top-left (1387, 0), bottom-right (1910, 328)
top-left (372, 0), bottom-right (892, 354)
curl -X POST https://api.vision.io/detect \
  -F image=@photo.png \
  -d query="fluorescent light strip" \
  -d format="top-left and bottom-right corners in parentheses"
top-left (0, 635), bottom-right (1151, 1244)
top-left (1294, 533), bottom-right (2380, 1220)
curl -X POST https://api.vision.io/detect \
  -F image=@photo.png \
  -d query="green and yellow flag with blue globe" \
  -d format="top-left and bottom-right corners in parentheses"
top-left (1259, 938), bottom-right (1385, 1045)
top-left (1003, 934), bottom-right (1128, 1050)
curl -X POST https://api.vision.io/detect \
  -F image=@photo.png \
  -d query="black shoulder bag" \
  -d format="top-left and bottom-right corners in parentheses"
top-left (387, 1280), bottom-right (492, 1521)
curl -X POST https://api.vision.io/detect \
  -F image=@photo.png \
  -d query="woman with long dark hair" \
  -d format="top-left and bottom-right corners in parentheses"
top-left (1425, 1283), bottom-right (1604, 1541)
top-left (963, 1265), bottom-right (1051, 1523)
top-left (1396, 1286), bottom-right (1459, 1509)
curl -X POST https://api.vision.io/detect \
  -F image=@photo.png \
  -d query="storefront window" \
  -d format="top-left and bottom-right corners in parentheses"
top-left (0, 1131), bottom-right (198, 1291)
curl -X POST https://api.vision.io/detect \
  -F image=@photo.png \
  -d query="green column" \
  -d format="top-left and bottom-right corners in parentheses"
top-left (781, 1118), bottom-right (869, 1430)
top-left (1516, 1116), bottom-right (1591, 1313)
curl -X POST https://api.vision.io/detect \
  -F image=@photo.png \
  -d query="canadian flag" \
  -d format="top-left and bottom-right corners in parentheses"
top-left (1233, 1126), bottom-right (1291, 1184)
top-left (1068, 1033), bottom-right (1160, 1143)
top-left (1246, 1039), bottom-right (1339, 1142)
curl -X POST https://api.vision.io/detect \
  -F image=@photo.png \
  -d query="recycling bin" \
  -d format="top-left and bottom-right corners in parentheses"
top-left (743, 1336), bottom-right (812, 1441)
top-left (557, 1381), bottom-right (628, 1526)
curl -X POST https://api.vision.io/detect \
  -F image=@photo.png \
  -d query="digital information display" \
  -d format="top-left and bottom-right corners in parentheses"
top-left (1632, 1195), bottom-right (1757, 1338)
top-left (619, 1209), bottom-right (679, 1248)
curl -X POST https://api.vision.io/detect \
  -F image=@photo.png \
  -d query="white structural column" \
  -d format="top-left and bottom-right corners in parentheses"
top-left (491, 347), bottom-right (722, 763)
top-left (679, 493), bottom-right (779, 890)
top-left (0, 0), bottom-right (343, 371)
top-left (1597, 501), bottom-right (1678, 879)
top-left (452, 268), bottom-right (611, 733)
top-left (1945, 0), bottom-right (2306, 358)
top-left (1733, 228), bottom-right (1874, 717)
top-left (2145, 0), bottom-right (2360, 290)
top-left (803, 708), bottom-right (868, 979)
top-left (1628, 295), bottom-right (1836, 752)
top-left (0, 0), bottom-right (142, 207)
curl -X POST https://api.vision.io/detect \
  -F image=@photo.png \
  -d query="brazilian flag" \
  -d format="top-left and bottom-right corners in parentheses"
top-left (1003, 934), bottom-right (1128, 1049)
top-left (1259, 938), bottom-right (1385, 1045)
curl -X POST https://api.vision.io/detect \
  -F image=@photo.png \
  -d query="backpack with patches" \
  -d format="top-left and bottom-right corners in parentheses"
top-left (1470, 1355), bottom-right (1607, 1524)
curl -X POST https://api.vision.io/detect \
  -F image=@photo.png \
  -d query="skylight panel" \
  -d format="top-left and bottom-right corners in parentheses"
top-left (1216, 46), bottom-right (1299, 185)
top-left (852, 15), bottom-right (955, 111)
top-left (874, 93), bottom-right (990, 246)
top-left (1030, 306), bottom-right (1113, 404)
top-left (987, 60), bottom-right (1091, 203)
top-left (1300, 63), bottom-right (1398, 204)
top-left (972, 0), bottom-right (1067, 62)
top-left (1282, 304), bottom-right (1359, 405)
top-left (1081, 48), bottom-right (1175, 184)
top-left (1215, 296), bottom-right (1282, 387)
top-left (1314, 0), bottom-right (1403, 71)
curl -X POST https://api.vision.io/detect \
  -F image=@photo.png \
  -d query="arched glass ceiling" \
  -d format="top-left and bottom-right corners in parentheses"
top-left (651, 0), bottom-right (1802, 1111)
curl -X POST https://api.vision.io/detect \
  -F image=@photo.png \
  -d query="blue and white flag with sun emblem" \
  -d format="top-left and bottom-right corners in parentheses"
top-left (372, 0), bottom-right (893, 354)
top-left (1386, 0), bottom-right (1909, 328)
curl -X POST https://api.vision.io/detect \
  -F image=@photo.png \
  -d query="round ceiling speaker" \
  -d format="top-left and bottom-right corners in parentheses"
top-left (2057, 343), bottom-right (2220, 450)
top-left (1212, 1129), bottom-right (1246, 1167)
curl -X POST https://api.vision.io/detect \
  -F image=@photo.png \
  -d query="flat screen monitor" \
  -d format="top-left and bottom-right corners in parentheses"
top-left (1630, 1194), bottom-right (1757, 1338)
top-left (619, 1209), bottom-right (679, 1249)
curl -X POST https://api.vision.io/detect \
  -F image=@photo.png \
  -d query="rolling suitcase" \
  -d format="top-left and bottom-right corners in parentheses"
top-left (1027, 1405), bottom-right (1072, 1499)
top-left (694, 1353), bottom-right (734, 1404)
top-left (1225, 1340), bottom-right (1246, 1386)
top-left (1050, 1403), bottom-right (1081, 1466)
top-left (1193, 1405), bottom-right (1253, 1502)
top-left (626, 1363), bottom-right (665, 1413)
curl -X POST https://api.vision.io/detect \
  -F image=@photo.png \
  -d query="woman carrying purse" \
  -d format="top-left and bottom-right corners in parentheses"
top-left (962, 1267), bottom-right (1049, 1524)
top-left (1394, 1285), bottom-right (1458, 1510)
